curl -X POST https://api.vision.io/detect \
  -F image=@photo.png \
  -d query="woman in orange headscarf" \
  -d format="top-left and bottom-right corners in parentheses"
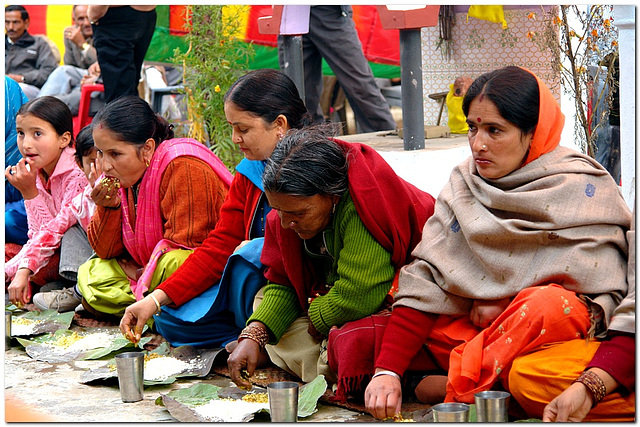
top-left (325, 66), bottom-right (632, 419)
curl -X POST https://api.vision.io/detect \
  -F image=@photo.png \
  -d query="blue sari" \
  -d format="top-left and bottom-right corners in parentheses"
top-left (153, 159), bottom-right (269, 348)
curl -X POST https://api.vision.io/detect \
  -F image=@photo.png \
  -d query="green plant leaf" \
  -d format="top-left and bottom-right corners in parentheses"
top-left (298, 375), bottom-right (328, 418)
top-left (15, 337), bottom-right (37, 348)
top-left (15, 328), bottom-right (73, 347)
top-left (82, 335), bottom-right (152, 360)
top-left (10, 310), bottom-right (75, 336)
top-left (166, 383), bottom-right (222, 407)
top-left (468, 403), bottom-right (477, 422)
top-left (148, 340), bottom-right (171, 356)
top-left (16, 327), bottom-right (151, 362)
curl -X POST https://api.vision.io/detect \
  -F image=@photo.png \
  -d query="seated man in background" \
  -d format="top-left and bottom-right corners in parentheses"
top-left (5, 5), bottom-right (58, 100)
top-left (38, 5), bottom-right (101, 115)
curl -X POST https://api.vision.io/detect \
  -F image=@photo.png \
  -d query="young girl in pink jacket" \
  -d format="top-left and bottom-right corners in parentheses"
top-left (5, 97), bottom-right (90, 306)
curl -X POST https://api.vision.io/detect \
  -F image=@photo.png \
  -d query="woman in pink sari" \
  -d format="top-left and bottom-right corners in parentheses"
top-left (35, 96), bottom-right (232, 321)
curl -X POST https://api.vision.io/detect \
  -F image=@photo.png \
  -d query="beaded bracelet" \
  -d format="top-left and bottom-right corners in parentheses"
top-left (238, 323), bottom-right (269, 349)
top-left (149, 293), bottom-right (162, 315)
top-left (574, 369), bottom-right (607, 408)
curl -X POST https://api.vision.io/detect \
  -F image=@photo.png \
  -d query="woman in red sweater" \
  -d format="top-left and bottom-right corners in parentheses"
top-left (120, 69), bottom-right (313, 348)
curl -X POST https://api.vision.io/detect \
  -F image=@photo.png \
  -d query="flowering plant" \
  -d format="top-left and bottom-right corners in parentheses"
top-left (527, 6), bottom-right (618, 157)
top-left (173, 5), bottom-right (255, 170)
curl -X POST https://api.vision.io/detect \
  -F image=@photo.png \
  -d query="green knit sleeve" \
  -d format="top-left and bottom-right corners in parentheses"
top-left (248, 282), bottom-right (302, 343)
top-left (307, 196), bottom-right (395, 336)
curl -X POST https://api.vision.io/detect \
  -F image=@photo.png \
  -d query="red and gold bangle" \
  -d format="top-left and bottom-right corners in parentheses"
top-left (238, 323), bottom-right (269, 349)
top-left (574, 369), bottom-right (607, 408)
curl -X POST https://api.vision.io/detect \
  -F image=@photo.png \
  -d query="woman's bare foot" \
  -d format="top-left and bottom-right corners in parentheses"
top-left (414, 375), bottom-right (448, 404)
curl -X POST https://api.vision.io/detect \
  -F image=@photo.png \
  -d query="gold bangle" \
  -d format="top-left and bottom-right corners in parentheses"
top-left (149, 293), bottom-right (162, 315)
top-left (238, 323), bottom-right (269, 349)
top-left (574, 369), bottom-right (607, 408)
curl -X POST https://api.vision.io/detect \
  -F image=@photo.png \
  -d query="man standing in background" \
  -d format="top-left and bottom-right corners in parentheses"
top-left (88, 5), bottom-right (156, 103)
top-left (278, 5), bottom-right (396, 133)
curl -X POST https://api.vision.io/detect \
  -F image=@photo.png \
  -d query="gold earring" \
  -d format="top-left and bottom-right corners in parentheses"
top-left (332, 204), bottom-right (336, 215)
top-left (145, 159), bottom-right (150, 167)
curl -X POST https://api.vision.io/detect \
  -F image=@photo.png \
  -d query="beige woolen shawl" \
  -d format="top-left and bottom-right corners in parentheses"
top-left (608, 214), bottom-right (635, 334)
top-left (395, 146), bottom-right (631, 335)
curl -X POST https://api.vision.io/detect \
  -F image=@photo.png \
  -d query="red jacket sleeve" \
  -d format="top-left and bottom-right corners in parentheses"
top-left (375, 305), bottom-right (437, 376)
top-left (157, 173), bottom-right (261, 306)
top-left (587, 332), bottom-right (635, 392)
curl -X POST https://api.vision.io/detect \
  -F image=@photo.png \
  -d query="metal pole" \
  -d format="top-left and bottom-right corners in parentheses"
top-left (281, 35), bottom-right (305, 100)
top-left (399, 28), bottom-right (424, 150)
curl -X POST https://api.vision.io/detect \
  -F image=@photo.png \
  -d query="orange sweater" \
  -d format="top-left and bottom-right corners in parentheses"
top-left (88, 156), bottom-right (227, 259)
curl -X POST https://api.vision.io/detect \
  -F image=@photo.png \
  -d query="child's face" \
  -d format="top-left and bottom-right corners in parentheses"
top-left (80, 147), bottom-right (98, 179)
top-left (16, 114), bottom-right (71, 177)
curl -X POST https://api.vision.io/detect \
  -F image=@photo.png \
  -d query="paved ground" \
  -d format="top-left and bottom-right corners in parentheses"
top-left (5, 329), bottom-right (438, 423)
top-left (4, 331), bottom-right (375, 423)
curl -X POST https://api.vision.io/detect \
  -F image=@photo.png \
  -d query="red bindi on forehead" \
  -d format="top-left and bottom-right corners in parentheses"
top-left (477, 117), bottom-right (482, 122)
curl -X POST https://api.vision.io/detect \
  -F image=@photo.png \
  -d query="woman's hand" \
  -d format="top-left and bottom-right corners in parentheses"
top-left (364, 371), bottom-right (403, 420)
top-left (5, 158), bottom-right (38, 200)
top-left (470, 297), bottom-right (512, 329)
top-left (307, 320), bottom-right (323, 341)
top-left (543, 368), bottom-right (617, 422)
top-left (542, 382), bottom-right (593, 422)
top-left (8, 269), bottom-right (32, 306)
top-left (90, 162), bottom-right (121, 209)
top-left (234, 240), bottom-right (250, 252)
top-left (227, 323), bottom-right (266, 390)
top-left (120, 297), bottom-right (156, 344)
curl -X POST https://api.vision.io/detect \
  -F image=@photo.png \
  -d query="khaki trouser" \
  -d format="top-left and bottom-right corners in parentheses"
top-left (253, 287), bottom-right (337, 385)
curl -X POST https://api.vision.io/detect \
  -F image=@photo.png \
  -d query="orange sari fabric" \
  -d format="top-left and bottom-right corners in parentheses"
top-left (509, 339), bottom-right (635, 422)
top-left (444, 284), bottom-right (591, 403)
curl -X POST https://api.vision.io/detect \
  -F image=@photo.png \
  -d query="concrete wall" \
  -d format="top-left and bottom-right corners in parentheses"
top-left (420, 6), bottom-right (559, 126)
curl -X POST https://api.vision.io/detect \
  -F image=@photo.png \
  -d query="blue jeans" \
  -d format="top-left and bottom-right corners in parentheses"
top-left (38, 65), bottom-right (87, 115)
top-left (59, 224), bottom-right (94, 282)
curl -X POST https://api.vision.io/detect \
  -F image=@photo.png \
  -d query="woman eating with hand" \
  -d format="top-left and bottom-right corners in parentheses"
top-left (227, 125), bottom-right (436, 390)
top-left (36, 95), bottom-right (232, 327)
